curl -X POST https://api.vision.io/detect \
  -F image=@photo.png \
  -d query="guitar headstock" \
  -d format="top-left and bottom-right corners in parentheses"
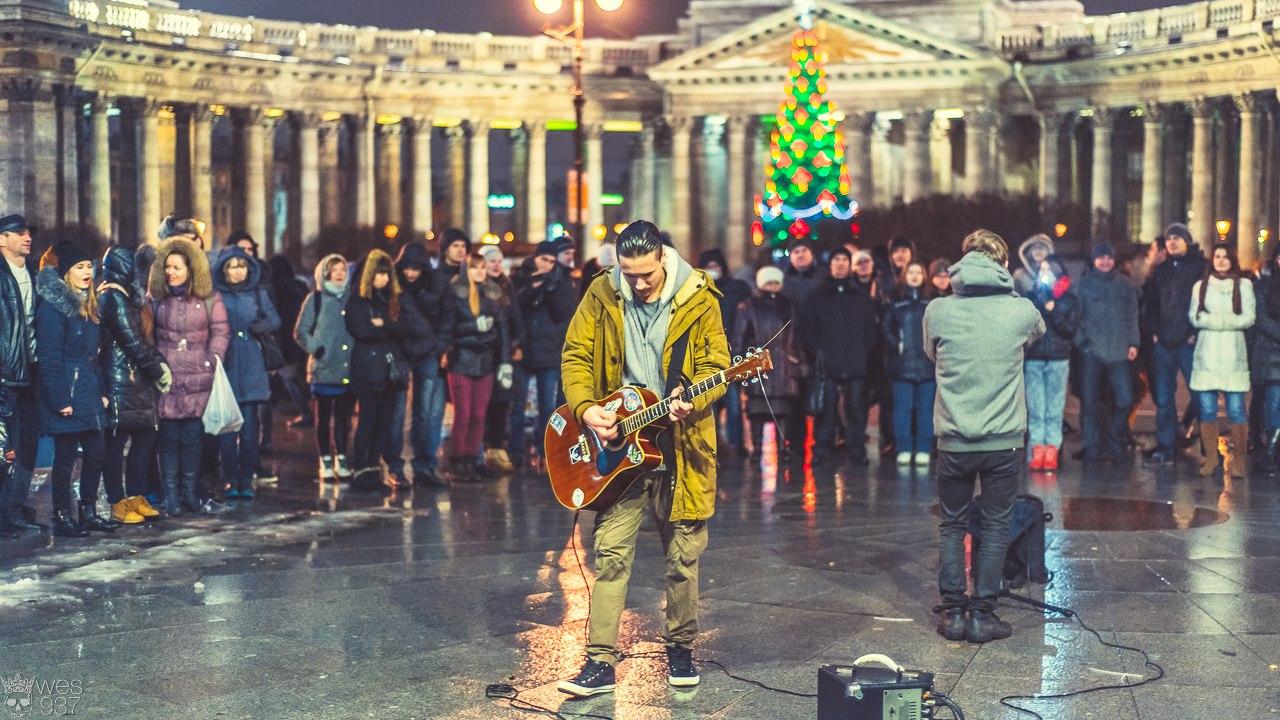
top-left (726, 348), bottom-right (773, 384)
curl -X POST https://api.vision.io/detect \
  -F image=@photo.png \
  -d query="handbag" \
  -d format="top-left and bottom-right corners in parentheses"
top-left (202, 357), bottom-right (245, 435)
top-left (385, 351), bottom-right (409, 387)
top-left (805, 353), bottom-right (828, 417)
top-left (255, 288), bottom-right (287, 371)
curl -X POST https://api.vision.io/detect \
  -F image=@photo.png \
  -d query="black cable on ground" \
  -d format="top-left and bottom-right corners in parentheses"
top-left (929, 689), bottom-right (966, 720)
top-left (997, 607), bottom-right (1164, 720)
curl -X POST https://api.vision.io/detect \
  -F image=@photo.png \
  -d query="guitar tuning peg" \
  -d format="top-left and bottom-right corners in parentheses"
top-left (751, 377), bottom-right (760, 384)
top-left (762, 374), bottom-right (770, 380)
top-left (733, 355), bottom-right (743, 364)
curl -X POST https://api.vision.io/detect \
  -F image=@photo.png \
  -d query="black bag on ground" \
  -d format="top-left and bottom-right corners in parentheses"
top-left (968, 493), bottom-right (1053, 590)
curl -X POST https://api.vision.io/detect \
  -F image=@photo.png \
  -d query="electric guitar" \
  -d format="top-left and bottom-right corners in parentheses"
top-left (545, 348), bottom-right (773, 511)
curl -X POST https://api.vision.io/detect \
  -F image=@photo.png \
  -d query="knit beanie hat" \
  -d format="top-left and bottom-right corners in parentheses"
top-left (1164, 223), bottom-right (1194, 247)
top-left (1092, 241), bottom-right (1116, 260)
top-left (756, 265), bottom-right (784, 290)
top-left (51, 240), bottom-right (92, 276)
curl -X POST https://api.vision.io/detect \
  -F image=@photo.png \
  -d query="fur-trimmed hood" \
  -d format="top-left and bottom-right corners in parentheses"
top-left (149, 237), bottom-right (213, 300)
top-left (357, 249), bottom-right (400, 300)
top-left (35, 266), bottom-right (88, 319)
top-left (314, 253), bottom-right (351, 293)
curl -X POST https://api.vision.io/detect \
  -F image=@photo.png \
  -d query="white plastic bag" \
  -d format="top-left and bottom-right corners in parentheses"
top-left (202, 357), bottom-right (244, 435)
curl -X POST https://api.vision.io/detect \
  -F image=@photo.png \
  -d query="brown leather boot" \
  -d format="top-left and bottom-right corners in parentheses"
top-left (1229, 424), bottom-right (1249, 479)
top-left (1199, 423), bottom-right (1221, 477)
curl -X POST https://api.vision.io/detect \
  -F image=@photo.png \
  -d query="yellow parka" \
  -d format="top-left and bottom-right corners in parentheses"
top-left (561, 262), bottom-right (730, 521)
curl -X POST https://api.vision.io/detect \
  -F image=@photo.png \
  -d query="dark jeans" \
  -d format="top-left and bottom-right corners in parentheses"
top-left (892, 380), bottom-right (936, 454)
top-left (1081, 355), bottom-right (1133, 459)
top-left (51, 430), bottom-right (106, 513)
top-left (353, 390), bottom-right (397, 470)
top-left (815, 377), bottom-right (867, 460)
top-left (485, 394), bottom-right (511, 449)
top-left (386, 359), bottom-right (448, 476)
top-left (219, 400), bottom-right (261, 492)
top-left (315, 393), bottom-right (355, 457)
top-left (1, 383), bottom-right (39, 522)
top-left (715, 387), bottom-right (744, 448)
top-left (158, 418), bottom-right (204, 510)
top-left (103, 426), bottom-right (158, 503)
top-left (509, 366), bottom-right (561, 460)
top-left (1267, 383), bottom-right (1280, 432)
top-left (937, 448), bottom-right (1021, 613)
top-left (1152, 343), bottom-right (1196, 454)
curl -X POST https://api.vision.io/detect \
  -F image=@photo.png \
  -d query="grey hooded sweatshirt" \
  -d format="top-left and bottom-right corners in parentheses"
top-left (924, 251), bottom-right (1046, 453)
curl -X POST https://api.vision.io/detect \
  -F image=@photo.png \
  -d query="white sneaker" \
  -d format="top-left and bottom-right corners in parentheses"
top-left (914, 452), bottom-right (931, 466)
top-left (896, 452), bottom-right (912, 466)
top-left (334, 454), bottom-right (352, 479)
top-left (318, 456), bottom-right (335, 480)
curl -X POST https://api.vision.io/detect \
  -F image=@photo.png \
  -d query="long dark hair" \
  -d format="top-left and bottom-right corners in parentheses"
top-left (1197, 243), bottom-right (1242, 317)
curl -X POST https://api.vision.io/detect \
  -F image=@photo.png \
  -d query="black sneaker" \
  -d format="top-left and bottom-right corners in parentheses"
top-left (556, 659), bottom-right (616, 697)
top-left (966, 609), bottom-right (1012, 644)
top-left (935, 607), bottom-right (967, 641)
top-left (666, 646), bottom-right (699, 687)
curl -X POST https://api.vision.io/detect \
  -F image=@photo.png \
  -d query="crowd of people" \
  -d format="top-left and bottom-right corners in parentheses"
top-left (2, 203), bottom-right (1278, 540)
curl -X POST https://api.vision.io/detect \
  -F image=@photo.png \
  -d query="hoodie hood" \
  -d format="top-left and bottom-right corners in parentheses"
top-left (613, 245), bottom-right (694, 306)
top-left (313, 254), bottom-right (350, 295)
top-left (697, 248), bottom-right (729, 271)
top-left (1017, 234), bottom-right (1056, 276)
top-left (396, 242), bottom-right (433, 283)
top-left (100, 244), bottom-right (135, 287)
top-left (149, 237), bottom-right (213, 300)
top-left (949, 251), bottom-right (1016, 298)
top-left (36, 266), bottom-right (86, 319)
top-left (212, 245), bottom-right (262, 293)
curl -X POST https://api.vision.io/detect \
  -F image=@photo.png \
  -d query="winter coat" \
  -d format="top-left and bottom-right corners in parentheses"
top-left (563, 267), bottom-right (730, 522)
top-left (1190, 275), bottom-right (1256, 393)
top-left (882, 287), bottom-right (934, 383)
top-left (268, 255), bottom-right (310, 365)
top-left (98, 245), bottom-right (167, 430)
top-left (1016, 258), bottom-right (1082, 362)
top-left (513, 265), bottom-right (577, 371)
top-left (345, 254), bottom-right (409, 393)
top-left (733, 292), bottom-right (801, 413)
top-left (1012, 235), bottom-right (1056, 296)
top-left (714, 277), bottom-right (751, 352)
top-left (0, 259), bottom-right (34, 400)
top-left (149, 237), bottom-right (230, 420)
top-left (293, 255), bottom-right (355, 388)
top-left (212, 246), bottom-right (280, 404)
top-left (798, 276), bottom-right (879, 381)
top-left (444, 274), bottom-right (510, 378)
top-left (1074, 267), bottom-right (1140, 364)
top-left (34, 269), bottom-right (106, 435)
top-left (780, 263), bottom-right (824, 307)
top-left (1142, 249), bottom-right (1206, 349)
top-left (1249, 272), bottom-right (1280, 384)
top-left (923, 252), bottom-right (1045, 453)
top-left (396, 243), bottom-right (450, 363)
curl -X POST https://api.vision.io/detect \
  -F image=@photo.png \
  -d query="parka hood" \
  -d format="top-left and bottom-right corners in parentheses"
top-left (313, 254), bottom-right (350, 294)
top-left (100, 244), bottom-right (135, 287)
top-left (36, 266), bottom-right (86, 319)
top-left (1017, 234), bottom-right (1056, 276)
top-left (949, 251), bottom-right (1016, 298)
top-left (149, 237), bottom-right (213, 300)
top-left (212, 245), bottom-right (262, 293)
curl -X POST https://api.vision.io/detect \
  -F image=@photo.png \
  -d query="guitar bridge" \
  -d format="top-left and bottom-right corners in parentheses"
top-left (569, 435), bottom-right (593, 465)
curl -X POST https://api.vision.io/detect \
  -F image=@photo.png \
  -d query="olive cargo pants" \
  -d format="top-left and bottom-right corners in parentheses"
top-left (586, 473), bottom-right (709, 665)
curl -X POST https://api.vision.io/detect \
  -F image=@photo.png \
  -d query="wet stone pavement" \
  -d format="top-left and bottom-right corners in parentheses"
top-left (2, 418), bottom-right (1280, 720)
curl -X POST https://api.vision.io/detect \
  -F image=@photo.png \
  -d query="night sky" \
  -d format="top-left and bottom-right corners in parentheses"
top-left (183, 1), bottom-right (1194, 37)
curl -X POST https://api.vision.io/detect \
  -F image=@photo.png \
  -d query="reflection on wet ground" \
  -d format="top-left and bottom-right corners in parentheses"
top-left (2, 418), bottom-right (1280, 719)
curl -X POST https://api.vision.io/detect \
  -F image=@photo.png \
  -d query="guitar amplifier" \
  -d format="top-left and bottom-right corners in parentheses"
top-left (816, 661), bottom-right (934, 720)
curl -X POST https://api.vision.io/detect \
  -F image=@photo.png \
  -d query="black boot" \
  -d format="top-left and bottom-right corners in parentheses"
top-left (965, 609), bottom-right (1013, 644)
top-left (935, 606), bottom-right (967, 641)
top-left (77, 500), bottom-right (119, 532)
top-left (51, 510), bottom-right (89, 538)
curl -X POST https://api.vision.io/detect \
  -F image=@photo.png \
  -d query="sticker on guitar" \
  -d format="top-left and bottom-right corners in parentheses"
top-left (549, 413), bottom-right (567, 435)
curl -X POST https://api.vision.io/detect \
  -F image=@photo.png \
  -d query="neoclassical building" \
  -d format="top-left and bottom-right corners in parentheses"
top-left (1, 0), bottom-right (1278, 265)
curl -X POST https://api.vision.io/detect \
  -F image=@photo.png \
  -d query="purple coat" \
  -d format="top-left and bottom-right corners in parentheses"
top-left (148, 236), bottom-right (230, 420)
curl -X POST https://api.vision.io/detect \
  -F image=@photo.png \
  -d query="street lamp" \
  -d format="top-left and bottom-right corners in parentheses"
top-left (1216, 219), bottom-right (1232, 242)
top-left (535, 0), bottom-right (622, 252)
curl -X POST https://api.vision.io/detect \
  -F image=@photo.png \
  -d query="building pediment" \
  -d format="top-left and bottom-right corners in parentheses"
top-left (650, 0), bottom-right (992, 81)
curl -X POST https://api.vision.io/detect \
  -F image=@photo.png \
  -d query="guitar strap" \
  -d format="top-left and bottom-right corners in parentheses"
top-left (657, 326), bottom-right (692, 468)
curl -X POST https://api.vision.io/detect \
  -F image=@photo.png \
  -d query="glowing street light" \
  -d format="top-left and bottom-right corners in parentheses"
top-left (1216, 219), bottom-right (1232, 242)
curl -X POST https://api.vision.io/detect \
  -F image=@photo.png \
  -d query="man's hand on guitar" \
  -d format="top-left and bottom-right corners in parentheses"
top-left (668, 386), bottom-right (693, 423)
top-left (583, 404), bottom-right (619, 441)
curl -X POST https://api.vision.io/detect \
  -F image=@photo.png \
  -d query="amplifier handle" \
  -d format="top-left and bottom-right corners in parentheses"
top-left (852, 654), bottom-right (904, 674)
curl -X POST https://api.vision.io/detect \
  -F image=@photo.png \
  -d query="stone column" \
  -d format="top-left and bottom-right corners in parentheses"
top-left (848, 111), bottom-right (876, 207)
top-left (526, 122), bottom-right (547, 243)
top-left (724, 115), bottom-right (751, 270)
top-left (1139, 102), bottom-right (1165, 245)
top-left (447, 124), bottom-right (466, 230)
top-left (667, 115), bottom-right (694, 257)
top-left (378, 122), bottom-right (403, 228)
top-left (929, 114), bottom-right (952, 195)
top-left (871, 117), bottom-right (894, 206)
top-left (1189, 98), bottom-right (1215, 249)
top-left (240, 106), bottom-right (268, 245)
top-left (88, 94), bottom-right (112, 238)
top-left (467, 118), bottom-right (490, 240)
top-left (410, 116), bottom-right (433, 235)
top-left (137, 98), bottom-right (162, 241)
top-left (55, 86), bottom-right (79, 226)
top-left (191, 104), bottom-right (215, 233)
top-left (353, 114), bottom-right (375, 228)
top-left (511, 125), bottom-right (528, 242)
top-left (318, 123), bottom-right (341, 230)
top-left (964, 109), bottom-right (994, 195)
top-left (632, 123), bottom-right (656, 221)
top-left (1235, 93), bottom-right (1263, 267)
top-left (585, 122), bottom-right (605, 257)
top-left (1038, 111), bottom-right (1062, 204)
top-left (1090, 106), bottom-right (1114, 224)
top-left (297, 112), bottom-right (321, 253)
top-left (902, 110), bottom-right (933, 203)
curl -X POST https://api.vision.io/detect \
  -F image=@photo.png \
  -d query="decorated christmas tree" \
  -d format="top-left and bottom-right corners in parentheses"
top-left (754, 6), bottom-right (857, 249)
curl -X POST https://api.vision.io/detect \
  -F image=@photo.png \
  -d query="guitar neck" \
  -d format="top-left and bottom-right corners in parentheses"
top-left (620, 371), bottom-right (726, 436)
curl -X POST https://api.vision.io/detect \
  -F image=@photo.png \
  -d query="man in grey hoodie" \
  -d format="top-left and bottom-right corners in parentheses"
top-left (924, 229), bottom-right (1045, 644)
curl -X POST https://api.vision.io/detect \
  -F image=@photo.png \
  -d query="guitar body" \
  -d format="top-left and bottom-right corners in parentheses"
top-left (545, 386), bottom-right (668, 511)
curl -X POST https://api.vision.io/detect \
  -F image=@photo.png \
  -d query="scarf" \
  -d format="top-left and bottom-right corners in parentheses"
top-left (1197, 272), bottom-right (1242, 317)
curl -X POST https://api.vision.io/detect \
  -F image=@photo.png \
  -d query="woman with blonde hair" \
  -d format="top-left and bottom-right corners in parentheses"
top-left (36, 241), bottom-right (111, 537)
